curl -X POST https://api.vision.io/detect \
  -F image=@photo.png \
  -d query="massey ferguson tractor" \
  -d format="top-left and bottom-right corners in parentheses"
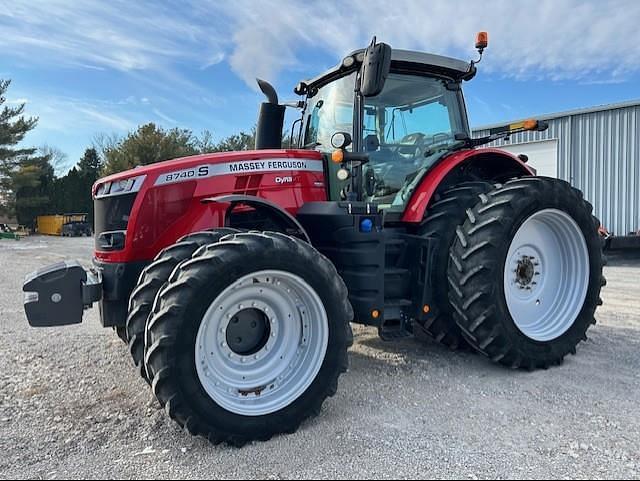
top-left (23, 35), bottom-right (605, 446)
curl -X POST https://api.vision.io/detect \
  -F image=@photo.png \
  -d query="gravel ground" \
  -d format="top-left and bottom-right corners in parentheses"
top-left (1, 236), bottom-right (639, 480)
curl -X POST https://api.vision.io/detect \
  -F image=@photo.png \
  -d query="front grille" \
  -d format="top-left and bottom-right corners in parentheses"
top-left (94, 193), bottom-right (137, 251)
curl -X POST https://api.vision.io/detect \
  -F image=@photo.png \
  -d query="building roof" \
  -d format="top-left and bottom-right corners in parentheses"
top-left (472, 98), bottom-right (640, 132)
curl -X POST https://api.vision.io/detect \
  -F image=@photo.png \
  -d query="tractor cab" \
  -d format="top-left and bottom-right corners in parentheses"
top-left (298, 50), bottom-right (472, 209)
top-left (294, 44), bottom-right (476, 211)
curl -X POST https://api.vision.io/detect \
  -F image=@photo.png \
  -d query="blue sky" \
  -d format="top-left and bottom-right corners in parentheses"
top-left (1, 0), bottom-right (639, 174)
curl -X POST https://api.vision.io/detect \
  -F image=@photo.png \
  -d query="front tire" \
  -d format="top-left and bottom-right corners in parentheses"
top-left (145, 232), bottom-right (353, 445)
top-left (126, 229), bottom-right (239, 384)
top-left (448, 177), bottom-right (604, 369)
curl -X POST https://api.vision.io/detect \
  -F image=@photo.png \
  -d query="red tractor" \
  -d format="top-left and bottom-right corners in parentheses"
top-left (23, 35), bottom-right (604, 446)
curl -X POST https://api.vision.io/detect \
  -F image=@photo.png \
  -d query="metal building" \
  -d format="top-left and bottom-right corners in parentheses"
top-left (473, 100), bottom-right (640, 236)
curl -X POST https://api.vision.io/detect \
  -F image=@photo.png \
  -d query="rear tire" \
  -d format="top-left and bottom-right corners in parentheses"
top-left (126, 229), bottom-right (239, 384)
top-left (448, 177), bottom-right (604, 369)
top-left (414, 181), bottom-right (493, 350)
top-left (145, 231), bottom-right (353, 446)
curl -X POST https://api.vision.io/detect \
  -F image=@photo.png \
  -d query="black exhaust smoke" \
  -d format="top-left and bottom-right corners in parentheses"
top-left (255, 79), bottom-right (285, 150)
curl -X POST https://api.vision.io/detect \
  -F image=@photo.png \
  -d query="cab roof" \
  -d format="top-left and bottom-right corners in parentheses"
top-left (302, 48), bottom-right (475, 91)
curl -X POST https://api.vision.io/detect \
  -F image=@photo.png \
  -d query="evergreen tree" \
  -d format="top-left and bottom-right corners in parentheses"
top-left (77, 147), bottom-right (102, 179)
top-left (0, 79), bottom-right (51, 226)
top-left (11, 153), bottom-right (55, 226)
top-left (76, 148), bottom-right (103, 223)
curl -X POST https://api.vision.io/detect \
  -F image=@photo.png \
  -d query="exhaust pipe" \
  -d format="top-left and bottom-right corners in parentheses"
top-left (255, 79), bottom-right (285, 150)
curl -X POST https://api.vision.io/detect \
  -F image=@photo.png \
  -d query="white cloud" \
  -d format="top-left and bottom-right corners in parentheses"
top-left (76, 106), bottom-right (135, 131)
top-left (218, 0), bottom-right (640, 85)
top-left (18, 93), bottom-right (138, 134)
top-left (152, 108), bottom-right (178, 125)
top-left (0, 0), bottom-right (228, 72)
top-left (1, 0), bottom-right (638, 88)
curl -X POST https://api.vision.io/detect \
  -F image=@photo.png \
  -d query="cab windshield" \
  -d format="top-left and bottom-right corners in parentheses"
top-left (302, 72), bottom-right (356, 151)
top-left (363, 74), bottom-right (467, 209)
top-left (301, 71), bottom-right (468, 207)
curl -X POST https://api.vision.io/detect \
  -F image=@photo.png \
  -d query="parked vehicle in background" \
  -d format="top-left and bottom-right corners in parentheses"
top-left (602, 226), bottom-right (640, 251)
top-left (62, 214), bottom-right (93, 237)
top-left (38, 214), bottom-right (92, 237)
top-left (0, 223), bottom-right (19, 241)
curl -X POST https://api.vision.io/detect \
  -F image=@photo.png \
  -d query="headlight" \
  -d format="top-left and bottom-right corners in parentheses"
top-left (95, 175), bottom-right (146, 198)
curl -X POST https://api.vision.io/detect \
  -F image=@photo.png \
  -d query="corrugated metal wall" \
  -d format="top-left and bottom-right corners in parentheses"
top-left (473, 103), bottom-right (640, 235)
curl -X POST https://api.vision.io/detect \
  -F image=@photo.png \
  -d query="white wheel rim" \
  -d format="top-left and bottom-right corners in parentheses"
top-left (504, 209), bottom-right (590, 342)
top-left (195, 270), bottom-right (329, 417)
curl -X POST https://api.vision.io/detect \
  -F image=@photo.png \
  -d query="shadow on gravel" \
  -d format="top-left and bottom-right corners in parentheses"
top-left (349, 321), bottom-right (640, 378)
top-left (349, 330), bottom-right (514, 375)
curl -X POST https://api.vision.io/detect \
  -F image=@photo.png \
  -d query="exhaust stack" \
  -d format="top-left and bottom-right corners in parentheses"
top-left (255, 79), bottom-right (285, 150)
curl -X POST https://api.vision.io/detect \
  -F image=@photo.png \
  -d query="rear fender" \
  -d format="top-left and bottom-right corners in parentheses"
top-left (402, 148), bottom-right (533, 223)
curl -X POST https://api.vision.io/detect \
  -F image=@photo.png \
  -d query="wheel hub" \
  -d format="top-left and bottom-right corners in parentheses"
top-left (226, 308), bottom-right (271, 355)
top-left (514, 255), bottom-right (539, 289)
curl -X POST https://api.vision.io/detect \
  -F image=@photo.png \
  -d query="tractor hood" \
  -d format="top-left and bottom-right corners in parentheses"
top-left (93, 149), bottom-right (323, 196)
top-left (92, 148), bottom-right (327, 263)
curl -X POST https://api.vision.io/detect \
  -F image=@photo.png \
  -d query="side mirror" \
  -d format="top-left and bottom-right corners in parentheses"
top-left (360, 37), bottom-right (392, 97)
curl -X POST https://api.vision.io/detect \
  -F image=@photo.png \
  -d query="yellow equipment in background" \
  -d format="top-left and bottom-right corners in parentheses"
top-left (37, 214), bottom-right (88, 236)
top-left (37, 215), bottom-right (66, 236)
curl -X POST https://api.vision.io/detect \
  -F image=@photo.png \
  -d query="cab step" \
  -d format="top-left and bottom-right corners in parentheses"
top-left (378, 298), bottom-right (413, 341)
top-left (378, 317), bottom-right (412, 341)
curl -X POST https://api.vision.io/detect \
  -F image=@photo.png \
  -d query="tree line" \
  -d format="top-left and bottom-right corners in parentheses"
top-left (0, 79), bottom-right (257, 228)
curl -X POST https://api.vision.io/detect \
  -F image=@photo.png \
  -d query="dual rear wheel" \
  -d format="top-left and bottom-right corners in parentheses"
top-left (418, 177), bottom-right (604, 368)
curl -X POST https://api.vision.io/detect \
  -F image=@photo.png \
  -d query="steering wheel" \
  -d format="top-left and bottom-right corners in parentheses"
top-left (397, 132), bottom-right (428, 158)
